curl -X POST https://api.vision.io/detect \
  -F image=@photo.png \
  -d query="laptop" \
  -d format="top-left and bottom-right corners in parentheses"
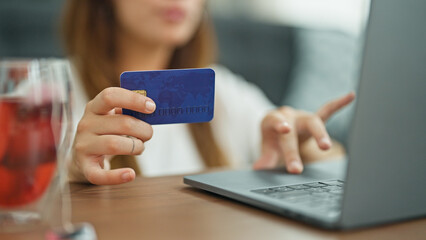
top-left (184, 0), bottom-right (426, 230)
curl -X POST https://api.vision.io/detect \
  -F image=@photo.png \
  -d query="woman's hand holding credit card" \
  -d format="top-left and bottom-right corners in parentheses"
top-left (69, 68), bottom-right (215, 185)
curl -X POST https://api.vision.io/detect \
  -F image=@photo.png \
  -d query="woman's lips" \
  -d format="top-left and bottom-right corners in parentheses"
top-left (162, 7), bottom-right (186, 23)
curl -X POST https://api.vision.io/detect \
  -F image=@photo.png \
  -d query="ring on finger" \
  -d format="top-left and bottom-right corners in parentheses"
top-left (127, 136), bottom-right (135, 154)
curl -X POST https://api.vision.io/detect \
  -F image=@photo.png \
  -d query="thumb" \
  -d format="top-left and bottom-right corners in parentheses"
top-left (254, 111), bottom-right (292, 170)
top-left (253, 150), bottom-right (279, 170)
top-left (253, 138), bottom-right (279, 170)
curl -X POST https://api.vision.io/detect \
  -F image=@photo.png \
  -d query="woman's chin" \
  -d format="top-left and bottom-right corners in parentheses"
top-left (161, 30), bottom-right (195, 47)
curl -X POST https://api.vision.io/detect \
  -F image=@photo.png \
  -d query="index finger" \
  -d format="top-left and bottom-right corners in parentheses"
top-left (317, 92), bottom-right (355, 121)
top-left (89, 87), bottom-right (156, 115)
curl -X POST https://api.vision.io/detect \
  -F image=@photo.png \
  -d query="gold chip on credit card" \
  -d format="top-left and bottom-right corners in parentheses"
top-left (132, 90), bottom-right (147, 96)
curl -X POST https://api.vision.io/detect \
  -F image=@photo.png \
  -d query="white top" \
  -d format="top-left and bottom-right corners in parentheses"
top-left (71, 65), bottom-right (274, 177)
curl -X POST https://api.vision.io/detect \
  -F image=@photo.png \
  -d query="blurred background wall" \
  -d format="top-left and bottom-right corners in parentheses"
top-left (0, 0), bottom-right (370, 146)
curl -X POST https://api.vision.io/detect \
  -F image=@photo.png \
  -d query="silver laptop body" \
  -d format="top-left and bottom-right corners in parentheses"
top-left (184, 0), bottom-right (426, 229)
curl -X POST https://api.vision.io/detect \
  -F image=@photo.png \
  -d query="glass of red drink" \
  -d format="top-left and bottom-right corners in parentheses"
top-left (0, 59), bottom-right (72, 233)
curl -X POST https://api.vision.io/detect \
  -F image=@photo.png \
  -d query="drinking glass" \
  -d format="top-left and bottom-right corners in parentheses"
top-left (0, 59), bottom-right (96, 238)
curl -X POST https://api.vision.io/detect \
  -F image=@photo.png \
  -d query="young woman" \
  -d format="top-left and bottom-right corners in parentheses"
top-left (62, 0), bottom-right (354, 185)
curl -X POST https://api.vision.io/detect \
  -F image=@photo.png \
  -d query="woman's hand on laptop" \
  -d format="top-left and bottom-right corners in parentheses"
top-left (253, 92), bottom-right (355, 174)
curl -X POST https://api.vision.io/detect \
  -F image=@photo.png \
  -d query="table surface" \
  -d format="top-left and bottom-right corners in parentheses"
top-left (2, 173), bottom-right (426, 240)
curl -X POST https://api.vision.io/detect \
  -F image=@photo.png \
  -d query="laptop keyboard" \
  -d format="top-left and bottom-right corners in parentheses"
top-left (251, 180), bottom-right (344, 216)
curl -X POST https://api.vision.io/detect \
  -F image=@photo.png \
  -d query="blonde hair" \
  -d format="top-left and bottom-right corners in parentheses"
top-left (61, 0), bottom-right (228, 174)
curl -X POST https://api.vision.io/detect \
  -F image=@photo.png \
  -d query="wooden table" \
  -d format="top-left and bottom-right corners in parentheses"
top-left (2, 174), bottom-right (426, 240)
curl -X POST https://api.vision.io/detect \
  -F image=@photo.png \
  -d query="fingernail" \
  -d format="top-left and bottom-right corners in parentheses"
top-left (289, 161), bottom-right (303, 172)
top-left (320, 137), bottom-right (332, 147)
top-left (276, 121), bottom-right (290, 132)
top-left (145, 100), bottom-right (156, 112)
top-left (121, 171), bottom-right (131, 181)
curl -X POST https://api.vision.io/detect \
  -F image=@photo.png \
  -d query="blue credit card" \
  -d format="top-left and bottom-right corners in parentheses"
top-left (120, 68), bottom-right (215, 125)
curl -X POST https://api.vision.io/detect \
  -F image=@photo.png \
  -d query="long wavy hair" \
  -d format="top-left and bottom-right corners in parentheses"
top-left (61, 0), bottom-right (228, 174)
